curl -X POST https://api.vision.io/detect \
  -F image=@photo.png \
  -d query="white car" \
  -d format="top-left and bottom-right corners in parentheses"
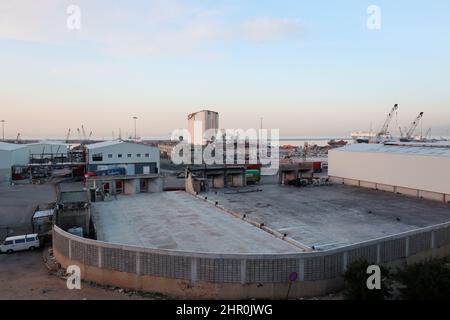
top-left (0, 234), bottom-right (40, 254)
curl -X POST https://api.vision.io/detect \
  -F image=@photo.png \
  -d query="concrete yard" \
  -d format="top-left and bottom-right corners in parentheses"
top-left (91, 191), bottom-right (301, 254)
top-left (205, 184), bottom-right (450, 250)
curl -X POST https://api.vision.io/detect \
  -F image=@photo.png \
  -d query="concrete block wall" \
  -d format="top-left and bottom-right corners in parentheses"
top-left (53, 221), bottom-right (450, 299)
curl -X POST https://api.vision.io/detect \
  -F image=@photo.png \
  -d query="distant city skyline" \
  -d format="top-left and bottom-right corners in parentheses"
top-left (1, 0), bottom-right (450, 139)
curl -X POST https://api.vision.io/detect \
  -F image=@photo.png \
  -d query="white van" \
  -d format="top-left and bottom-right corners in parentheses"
top-left (0, 234), bottom-right (40, 254)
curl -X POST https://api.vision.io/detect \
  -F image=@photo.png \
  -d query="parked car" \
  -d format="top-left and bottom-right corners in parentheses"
top-left (0, 234), bottom-right (40, 254)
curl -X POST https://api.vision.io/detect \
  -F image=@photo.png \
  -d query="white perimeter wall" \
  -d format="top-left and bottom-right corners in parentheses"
top-left (329, 149), bottom-right (450, 195)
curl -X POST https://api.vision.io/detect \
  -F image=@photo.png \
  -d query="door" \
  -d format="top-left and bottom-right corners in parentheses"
top-left (14, 238), bottom-right (27, 251)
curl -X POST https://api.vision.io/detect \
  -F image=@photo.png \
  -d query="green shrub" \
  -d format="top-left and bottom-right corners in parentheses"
top-left (394, 259), bottom-right (450, 300)
top-left (343, 259), bottom-right (392, 300)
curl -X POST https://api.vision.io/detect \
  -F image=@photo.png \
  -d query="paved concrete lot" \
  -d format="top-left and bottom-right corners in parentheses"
top-left (205, 184), bottom-right (450, 250)
top-left (0, 184), bottom-right (56, 239)
top-left (92, 191), bottom-right (300, 254)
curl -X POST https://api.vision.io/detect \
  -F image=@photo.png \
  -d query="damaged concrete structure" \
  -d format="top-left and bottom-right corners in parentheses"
top-left (185, 165), bottom-right (246, 194)
top-left (56, 190), bottom-right (90, 237)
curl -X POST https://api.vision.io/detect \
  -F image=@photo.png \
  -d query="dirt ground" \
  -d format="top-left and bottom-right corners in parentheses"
top-left (0, 248), bottom-right (148, 300)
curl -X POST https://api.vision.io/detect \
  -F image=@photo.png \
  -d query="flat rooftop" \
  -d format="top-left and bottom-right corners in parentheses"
top-left (205, 184), bottom-right (450, 250)
top-left (91, 191), bottom-right (300, 254)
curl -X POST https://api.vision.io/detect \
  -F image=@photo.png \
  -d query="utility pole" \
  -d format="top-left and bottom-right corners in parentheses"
top-left (1, 120), bottom-right (5, 141)
top-left (260, 117), bottom-right (263, 131)
top-left (133, 116), bottom-right (138, 140)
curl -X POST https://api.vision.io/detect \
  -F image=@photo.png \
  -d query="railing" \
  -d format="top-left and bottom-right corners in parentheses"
top-left (53, 221), bottom-right (450, 284)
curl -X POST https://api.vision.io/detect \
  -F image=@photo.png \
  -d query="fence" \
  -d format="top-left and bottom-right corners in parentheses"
top-left (54, 221), bottom-right (450, 287)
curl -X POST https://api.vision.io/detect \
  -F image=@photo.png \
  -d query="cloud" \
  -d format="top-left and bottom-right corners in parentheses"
top-left (241, 17), bottom-right (302, 42)
top-left (0, 1), bottom-right (305, 58)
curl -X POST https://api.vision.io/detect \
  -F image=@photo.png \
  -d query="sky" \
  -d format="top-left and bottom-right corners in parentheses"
top-left (1, 0), bottom-right (450, 139)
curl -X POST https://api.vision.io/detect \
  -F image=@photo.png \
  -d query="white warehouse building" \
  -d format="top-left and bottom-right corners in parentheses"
top-left (85, 141), bottom-right (161, 195)
top-left (0, 142), bottom-right (27, 184)
top-left (0, 141), bottom-right (69, 184)
top-left (329, 143), bottom-right (450, 203)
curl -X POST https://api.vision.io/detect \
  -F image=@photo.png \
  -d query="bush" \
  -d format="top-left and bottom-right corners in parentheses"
top-left (343, 259), bottom-right (392, 300)
top-left (394, 259), bottom-right (450, 300)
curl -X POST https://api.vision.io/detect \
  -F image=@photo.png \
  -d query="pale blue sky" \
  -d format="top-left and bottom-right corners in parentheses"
top-left (1, 0), bottom-right (449, 139)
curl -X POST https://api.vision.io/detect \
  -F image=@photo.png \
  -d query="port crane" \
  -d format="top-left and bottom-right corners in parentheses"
top-left (65, 128), bottom-right (71, 143)
top-left (81, 125), bottom-right (87, 141)
top-left (400, 112), bottom-right (424, 142)
top-left (375, 104), bottom-right (398, 142)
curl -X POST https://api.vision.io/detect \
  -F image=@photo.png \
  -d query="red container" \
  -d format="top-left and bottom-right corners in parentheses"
top-left (313, 162), bottom-right (322, 171)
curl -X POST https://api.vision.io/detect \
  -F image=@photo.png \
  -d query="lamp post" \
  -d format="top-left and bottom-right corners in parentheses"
top-left (1, 120), bottom-right (5, 141)
top-left (133, 116), bottom-right (138, 140)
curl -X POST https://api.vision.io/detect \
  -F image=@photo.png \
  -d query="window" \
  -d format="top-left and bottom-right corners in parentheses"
top-left (26, 237), bottom-right (35, 242)
top-left (4, 240), bottom-right (13, 245)
top-left (136, 154), bottom-right (141, 158)
top-left (118, 154), bottom-right (122, 158)
top-left (127, 154), bottom-right (132, 158)
top-left (92, 153), bottom-right (103, 162)
top-left (15, 238), bottom-right (25, 244)
top-left (145, 153), bottom-right (149, 158)
top-left (108, 154), bottom-right (113, 158)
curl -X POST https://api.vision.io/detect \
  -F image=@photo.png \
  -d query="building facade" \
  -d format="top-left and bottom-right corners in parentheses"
top-left (329, 142), bottom-right (450, 203)
top-left (85, 141), bottom-right (161, 195)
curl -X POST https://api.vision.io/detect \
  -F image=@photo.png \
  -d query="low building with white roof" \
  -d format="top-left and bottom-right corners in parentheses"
top-left (329, 142), bottom-right (450, 203)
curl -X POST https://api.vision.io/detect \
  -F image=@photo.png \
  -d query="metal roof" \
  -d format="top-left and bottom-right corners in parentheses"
top-left (85, 140), bottom-right (156, 150)
top-left (33, 209), bottom-right (54, 219)
top-left (0, 141), bottom-right (67, 151)
top-left (0, 142), bottom-right (26, 151)
top-left (4, 234), bottom-right (38, 241)
top-left (334, 143), bottom-right (450, 158)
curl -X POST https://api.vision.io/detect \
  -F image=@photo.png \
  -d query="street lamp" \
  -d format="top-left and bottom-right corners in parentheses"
top-left (1, 120), bottom-right (5, 141)
top-left (132, 116), bottom-right (138, 140)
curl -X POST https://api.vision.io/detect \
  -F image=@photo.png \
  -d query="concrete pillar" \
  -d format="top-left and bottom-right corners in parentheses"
top-left (343, 251), bottom-right (349, 272)
top-left (240, 260), bottom-right (247, 284)
top-left (98, 247), bottom-right (103, 268)
top-left (191, 258), bottom-right (198, 282)
top-left (405, 237), bottom-right (410, 257)
top-left (136, 253), bottom-right (141, 275)
top-left (431, 231), bottom-right (435, 249)
top-left (124, 179), bottom-right (136, 195)
top-left (298, 259), bottom-right (305, 281)
top-left (376, 244), bottom-right (381, 264)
